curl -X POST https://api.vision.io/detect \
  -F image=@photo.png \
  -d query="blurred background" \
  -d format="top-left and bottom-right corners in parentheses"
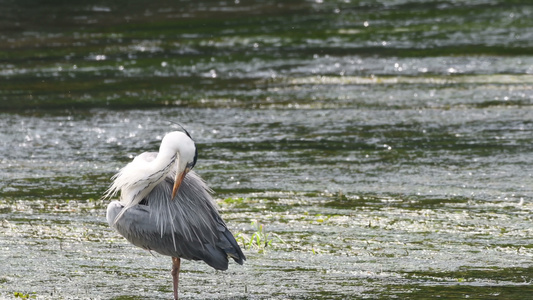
top-left (1, 0), bottom-right (532, 299)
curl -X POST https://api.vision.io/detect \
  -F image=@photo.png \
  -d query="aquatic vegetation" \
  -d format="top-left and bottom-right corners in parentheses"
top-left (13, 292), bottom-right (35, 299)
top-left (220, 197), bottom-right (246, 205)
top-left (235, 221), bottom-right (284, 253)
top-left (1, 0), bottom-right (533, 298)
top-left (218, 196), bottom-right (253, 209)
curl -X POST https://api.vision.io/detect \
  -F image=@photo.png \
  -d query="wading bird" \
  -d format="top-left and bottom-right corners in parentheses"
top-left (105, 129), bottom-right (245, 300)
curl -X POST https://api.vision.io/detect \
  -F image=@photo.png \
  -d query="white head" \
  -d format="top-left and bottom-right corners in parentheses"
top-left (160, 130), bottom-right (198, 200)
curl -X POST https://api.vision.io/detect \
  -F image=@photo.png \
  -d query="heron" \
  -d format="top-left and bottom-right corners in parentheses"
top-left (105, 128), bottom-right (245, 300)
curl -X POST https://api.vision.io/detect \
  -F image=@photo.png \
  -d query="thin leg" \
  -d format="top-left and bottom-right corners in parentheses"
top-left (171, 257), bottom-right (181, 300)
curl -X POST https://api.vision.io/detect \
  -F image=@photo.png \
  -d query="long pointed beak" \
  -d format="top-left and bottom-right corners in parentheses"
top-left (171, 168), bottom-right (190, 200)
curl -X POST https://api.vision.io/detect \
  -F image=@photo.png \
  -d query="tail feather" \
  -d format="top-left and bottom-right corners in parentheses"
top-left (220, 228), bottom-right (246, 265)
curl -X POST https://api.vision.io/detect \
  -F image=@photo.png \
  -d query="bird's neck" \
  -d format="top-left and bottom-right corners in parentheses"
top-left (120, 150), bottom-right (177, 207)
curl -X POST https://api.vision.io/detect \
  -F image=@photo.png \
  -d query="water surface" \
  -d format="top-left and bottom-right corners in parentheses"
top-left (1, 0), bottom-right (532, 299)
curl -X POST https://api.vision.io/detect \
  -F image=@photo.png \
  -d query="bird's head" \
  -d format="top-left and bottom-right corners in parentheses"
top-left (160, 130), bottom-right (198, 200)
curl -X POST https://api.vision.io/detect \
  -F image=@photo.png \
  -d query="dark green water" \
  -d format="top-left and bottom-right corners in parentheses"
top-left (1, 1), bottom-right (532, 299)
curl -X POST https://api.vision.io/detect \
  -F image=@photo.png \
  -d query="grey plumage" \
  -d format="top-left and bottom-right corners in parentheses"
top-left (106, 164), bottom-right (245, 270)
top-left (105, 130), bottom-right (245, 300)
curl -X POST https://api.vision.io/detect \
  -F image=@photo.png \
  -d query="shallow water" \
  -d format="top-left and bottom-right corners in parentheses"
top-left (1, 0), bottom-right (533, 299)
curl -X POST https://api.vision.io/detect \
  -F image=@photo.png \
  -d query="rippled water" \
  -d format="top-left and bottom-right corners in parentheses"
top-left (1, 1), bottom-right (532, 299)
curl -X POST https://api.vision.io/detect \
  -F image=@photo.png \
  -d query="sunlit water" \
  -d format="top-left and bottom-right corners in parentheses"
top-left (1, 1), bottom-right (532, 299)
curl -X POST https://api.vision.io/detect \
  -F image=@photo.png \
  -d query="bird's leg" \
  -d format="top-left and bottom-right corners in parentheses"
top-left (171, 257), bottom-right (181, 300)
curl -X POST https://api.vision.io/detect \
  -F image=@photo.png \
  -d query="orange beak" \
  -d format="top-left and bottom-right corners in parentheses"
top-left (171, 168), bottom-right (189, 200)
